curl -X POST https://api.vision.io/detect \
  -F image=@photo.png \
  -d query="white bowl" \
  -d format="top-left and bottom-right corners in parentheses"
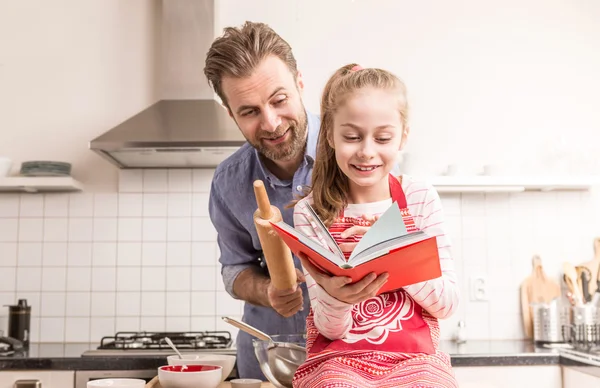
top-left (87, 379), bottom-right (145, 387)
top-left (230, 378), bottom-right (262, 388)
top-left (167, 354), bottom-right (236, 382)
top-left (158, 364), bottom-right (222, 388)
top-left (0, 157), bottom-right (12, 177)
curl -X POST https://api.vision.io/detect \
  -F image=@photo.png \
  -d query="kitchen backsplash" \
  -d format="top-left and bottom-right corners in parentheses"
top-left (0, 169), bottom-right (598, 344)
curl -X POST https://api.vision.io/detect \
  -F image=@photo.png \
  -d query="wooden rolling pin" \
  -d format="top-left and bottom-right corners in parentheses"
top-left (252, 180), bottom-right (297, 289)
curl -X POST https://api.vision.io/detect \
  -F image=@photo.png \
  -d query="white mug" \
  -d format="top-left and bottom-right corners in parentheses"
top-left (87, 378), bottom-right (146, 387)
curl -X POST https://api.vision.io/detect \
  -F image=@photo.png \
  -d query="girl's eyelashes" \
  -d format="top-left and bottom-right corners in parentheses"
top-left (341, 135), bottom-right (394, 142)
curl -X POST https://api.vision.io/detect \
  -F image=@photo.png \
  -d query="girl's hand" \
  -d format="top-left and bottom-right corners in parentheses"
top-left (338, 214), bottom-right (380, 254)
top-left (299, 253), bottom-right (388, 305)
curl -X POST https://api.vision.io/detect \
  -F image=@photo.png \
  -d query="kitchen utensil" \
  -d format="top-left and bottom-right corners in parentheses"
top-left (221, 317), bottom-right (306, 354)
top-left (564, 262), bottom-right (584, 305)
top-left (166, 354), bottom-right (236, 382)
top-left (157, 365), bottom-right (222, 388)
top-left (579, 237), bottom-right (600, 294)
top-left (87, 378), bottom-right (145, 387)
top-left (520, 255), bottom-right (561, 338)
top-left (531, 299), bottom-right (571, 343)
top-left (163, 337), bottom-right (183, 360)
top-left (253, 334), bottom-right (306, 388)
top-left (564, 274), bottom-right (581, 306)
top-left (230, 379), bottom-right (263, 388)
top-left (576, 266), bottom-right (592, 303)
top-left (221, 316), bottom-right (306, 388)
top-left (5, 299), bottom-right (31, 348)
top-left (19, 160), bottom-right (71, 177)
top-left (252, 180), bottom-right (297, 290)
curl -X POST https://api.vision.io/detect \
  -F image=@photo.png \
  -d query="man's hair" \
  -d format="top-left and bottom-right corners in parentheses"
top-left (204, 21), bottom-right (298, 107)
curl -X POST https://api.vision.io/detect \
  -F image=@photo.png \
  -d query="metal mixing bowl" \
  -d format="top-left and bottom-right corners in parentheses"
top-left (252, 334), bottom-right (307, 388)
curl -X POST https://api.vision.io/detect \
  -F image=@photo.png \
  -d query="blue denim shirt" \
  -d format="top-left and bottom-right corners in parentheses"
top-left (208, 111), bottom-right (320, 379)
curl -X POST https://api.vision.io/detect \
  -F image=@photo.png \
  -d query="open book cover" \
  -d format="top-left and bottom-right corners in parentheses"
top-left (270, 202), bottom-right (442, 295)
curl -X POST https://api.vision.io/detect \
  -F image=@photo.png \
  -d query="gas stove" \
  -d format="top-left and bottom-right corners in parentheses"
top-left (81, 331), bottom-right (234, 357)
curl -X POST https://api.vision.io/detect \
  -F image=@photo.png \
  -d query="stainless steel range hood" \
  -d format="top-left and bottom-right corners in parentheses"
top-left (89, 99), bottom-right (247, 168)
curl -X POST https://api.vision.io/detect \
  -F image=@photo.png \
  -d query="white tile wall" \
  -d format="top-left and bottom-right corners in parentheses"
top-left (0, 168), bottom-right (599, 344)
top-left (0, 169), bottom-right (243, 343)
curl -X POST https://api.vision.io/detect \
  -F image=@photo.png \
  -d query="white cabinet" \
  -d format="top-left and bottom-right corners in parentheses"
top-left (0, 371), bottom-right (74, 388)
top-left (453, 365), bottom-right (562, 388)
top-left (562, 366), bottom-right (600, 387)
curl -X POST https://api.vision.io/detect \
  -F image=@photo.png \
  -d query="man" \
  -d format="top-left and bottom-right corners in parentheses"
top-left (203, 21), bottom-right (319, 379)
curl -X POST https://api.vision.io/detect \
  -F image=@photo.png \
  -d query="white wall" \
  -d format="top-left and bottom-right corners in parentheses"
top-left (0, 0), bottom-right (161, 191)
top-left (216, 0), bottom-right (600, 176)
top-left (1, 0), bottom-right (600, 344)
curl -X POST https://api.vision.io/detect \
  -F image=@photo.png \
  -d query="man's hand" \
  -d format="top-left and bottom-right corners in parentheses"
top-left (299, 253), bottom-right (388, 305)
top-left (267, 268), bottom-right (306, 317)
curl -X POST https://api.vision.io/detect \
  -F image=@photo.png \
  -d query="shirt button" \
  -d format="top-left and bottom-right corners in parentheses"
top-left (296, 185), bottom-right (303, 192)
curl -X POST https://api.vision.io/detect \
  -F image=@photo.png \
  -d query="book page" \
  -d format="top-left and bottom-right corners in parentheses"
top-left (272, 221), bottom-right (348, 268)
top-left (305, 203), bottom-right (345, 260)
top-left (349, 202), bottom-right (407, 262)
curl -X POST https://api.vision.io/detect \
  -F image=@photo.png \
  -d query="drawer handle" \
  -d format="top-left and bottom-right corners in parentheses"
top-left (14, 380), bottom-right (41, 388)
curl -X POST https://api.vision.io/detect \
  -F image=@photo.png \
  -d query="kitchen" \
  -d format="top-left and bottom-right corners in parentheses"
top-left (1, 0), bottom-right (600, 387)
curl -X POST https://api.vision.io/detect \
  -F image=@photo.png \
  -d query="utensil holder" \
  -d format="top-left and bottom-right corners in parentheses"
top-left (532, 302), bottom-right (571, 343)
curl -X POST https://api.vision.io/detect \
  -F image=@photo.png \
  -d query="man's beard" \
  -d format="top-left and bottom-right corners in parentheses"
top-left (252, 109), bottom-right (308, 162)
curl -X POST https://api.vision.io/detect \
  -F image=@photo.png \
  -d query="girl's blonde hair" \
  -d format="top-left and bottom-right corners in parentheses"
top-left (310, 63), bottom-right (409, 226)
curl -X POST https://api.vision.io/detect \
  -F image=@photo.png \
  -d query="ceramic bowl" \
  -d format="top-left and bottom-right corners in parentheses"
top-left (158, 364), bottom-right (222, 388)
top-left (230, 378), bottom-right (263, 388)
top-left (166, 354), bottom-right (236, 382)
top-left (86, 379), bottom-right (145, 387)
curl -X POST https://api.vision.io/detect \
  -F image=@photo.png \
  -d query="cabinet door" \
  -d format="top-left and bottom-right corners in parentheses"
top-left (563, 366), bottom-right (600, 387)
top-left (0, 371), bottom-right (74, 388)
top-left (453, 365), bottom-right (562, 388)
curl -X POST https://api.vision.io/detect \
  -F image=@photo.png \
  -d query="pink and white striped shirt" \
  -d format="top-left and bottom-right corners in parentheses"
top-left (293, 174), bottom-right (459, 340)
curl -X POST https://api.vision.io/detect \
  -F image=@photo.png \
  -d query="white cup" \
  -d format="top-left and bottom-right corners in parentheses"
top-left (87, 379), bottom-right (146, 387)
top-left (0, 157), bottom-right (12, 177)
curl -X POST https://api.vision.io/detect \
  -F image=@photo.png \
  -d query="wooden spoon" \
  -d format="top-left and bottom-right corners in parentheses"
top-left (564, 262), bottom-right (583, 305)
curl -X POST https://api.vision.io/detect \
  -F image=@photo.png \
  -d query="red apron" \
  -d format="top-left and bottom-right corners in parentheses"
top-left (308, 174), bottom-right (435, 355)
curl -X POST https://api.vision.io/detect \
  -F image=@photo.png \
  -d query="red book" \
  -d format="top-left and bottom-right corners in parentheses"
top-left (270, 203), bottom-right (442, 295)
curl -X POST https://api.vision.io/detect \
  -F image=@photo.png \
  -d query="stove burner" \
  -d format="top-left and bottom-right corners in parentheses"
top-left (97, 331), bottom-right (232, 351)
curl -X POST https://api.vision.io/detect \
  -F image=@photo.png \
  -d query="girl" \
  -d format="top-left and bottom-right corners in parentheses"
top-left (292, 64), bottom-right (459, 388)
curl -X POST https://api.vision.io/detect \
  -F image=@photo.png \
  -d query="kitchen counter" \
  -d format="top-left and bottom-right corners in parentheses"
top-left (0, 340), bottom-right (580, 371)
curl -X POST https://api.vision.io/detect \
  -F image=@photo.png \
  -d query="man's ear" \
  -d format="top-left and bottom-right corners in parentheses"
top-left (296, 71), bottom-right (305, 93)
top-left (400, 126), bottom-right (410, 150)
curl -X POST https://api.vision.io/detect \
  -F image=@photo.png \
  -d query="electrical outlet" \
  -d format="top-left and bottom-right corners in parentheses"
top-left (470, 276), bottom-right (489, 301)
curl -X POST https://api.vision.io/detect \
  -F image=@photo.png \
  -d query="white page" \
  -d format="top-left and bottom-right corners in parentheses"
top-left (274, 221), bottom-right (347, 268)
top-left (305, 203), bottom-right (345, 259)
top-left (349, 202), bottom-right (407, 262)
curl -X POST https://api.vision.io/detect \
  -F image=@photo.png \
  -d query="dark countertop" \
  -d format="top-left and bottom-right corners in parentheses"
top-left (0, 340), bottom-right (587, 371)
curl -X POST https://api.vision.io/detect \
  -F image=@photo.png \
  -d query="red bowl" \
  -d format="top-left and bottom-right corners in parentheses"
top-left (158, 364), bottom-right (223, 388)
